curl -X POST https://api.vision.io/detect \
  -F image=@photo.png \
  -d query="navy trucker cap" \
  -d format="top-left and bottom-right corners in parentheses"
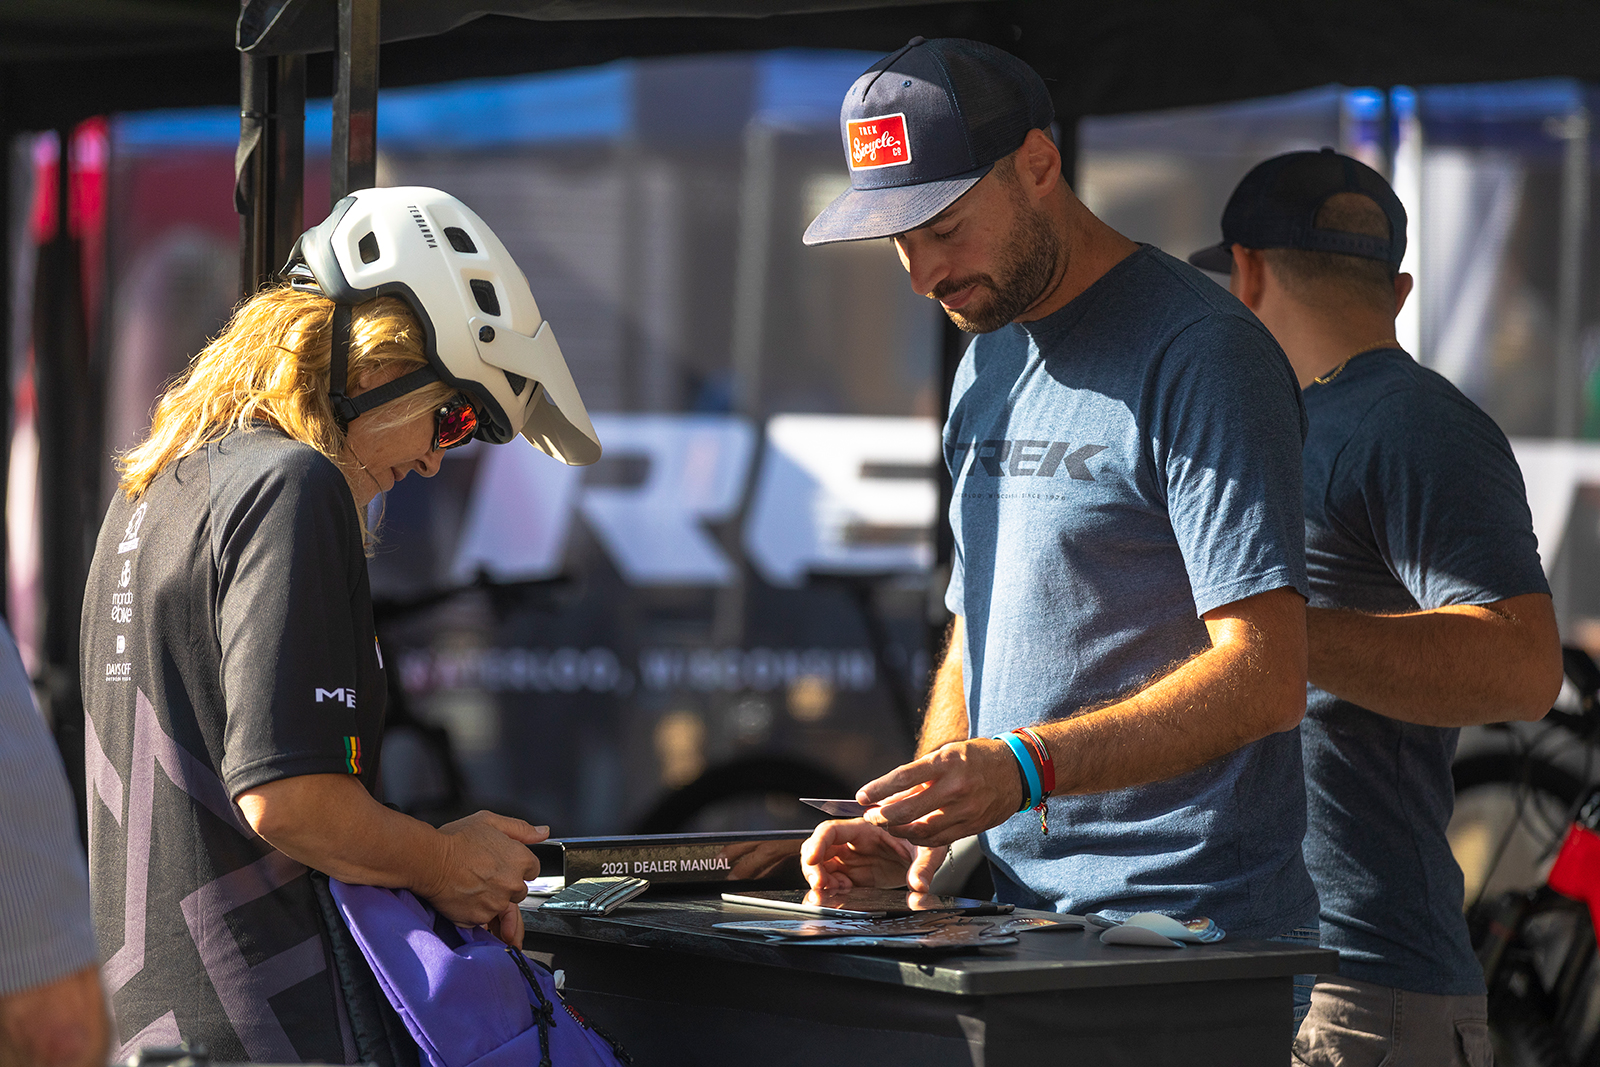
top-left (1188, 148), bottom-right (1407, 273)
top-left (802, 37), bottom-right (1054, 246)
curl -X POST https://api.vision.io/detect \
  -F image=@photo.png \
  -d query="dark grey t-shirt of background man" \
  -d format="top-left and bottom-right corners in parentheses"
top-left (945, 245), bottom-right (1317, 939)
top-left (82, 430), bottom-right (386, 1062)
top-left (1301, 348), bottom-right (1549, 996)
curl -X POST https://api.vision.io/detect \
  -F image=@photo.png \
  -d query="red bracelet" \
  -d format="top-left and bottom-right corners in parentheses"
top-left (1013, 727), bottom-right (1055, 795)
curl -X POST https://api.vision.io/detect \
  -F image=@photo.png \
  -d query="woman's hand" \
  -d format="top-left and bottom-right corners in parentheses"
top-left (801, 818), bottom-right (919, 891)
top-left (486, 901), bottom-right (526, 948)
top-left (422, 812), bottom-right (547, 929)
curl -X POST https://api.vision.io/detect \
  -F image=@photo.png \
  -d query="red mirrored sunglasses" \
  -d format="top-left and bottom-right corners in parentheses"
top-left (431, 395), bottom-right (479, 451)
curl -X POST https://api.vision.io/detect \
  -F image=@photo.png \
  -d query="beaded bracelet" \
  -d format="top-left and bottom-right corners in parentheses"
top-left (1013, 727), bottom-right (1054, 834)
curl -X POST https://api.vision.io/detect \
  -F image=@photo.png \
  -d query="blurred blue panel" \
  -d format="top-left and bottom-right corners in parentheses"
top-left (1082, 84), bottom-right (1344, 157)
top-left (1420, 78), bottom-right (1590, 154)
top-left (1420, 78), bottom-right (1583, 122)
top-left (114, 107), bottom-right (240, 149)
top-left (1343, 87), bottom-right (1385, 121)
top-left (312, 63), bottom-right (632, 150)
top-left (115, 62), bottom-right (633, 152)
top-left (755, 49), bottom-right (878, 129)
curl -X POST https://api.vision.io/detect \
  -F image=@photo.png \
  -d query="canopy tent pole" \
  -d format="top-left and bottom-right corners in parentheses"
top-left (332, 0), bottom-right (381, 204)
top-left (275, 56), bottom-right (307, 267)
top-left (238, 54), bottom-right (307, 297)
top-left (1553, 105), bottom-right (1591, 439)
top-left (35, 127), bottom-right (92, 841)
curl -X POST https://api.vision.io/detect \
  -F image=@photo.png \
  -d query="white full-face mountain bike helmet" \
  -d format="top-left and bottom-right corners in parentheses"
top-left (283, 185), bottom-right (601, 465)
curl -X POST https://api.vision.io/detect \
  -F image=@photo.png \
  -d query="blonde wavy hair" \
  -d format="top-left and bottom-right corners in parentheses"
top-left (118, 285), bottom-right (456, 500)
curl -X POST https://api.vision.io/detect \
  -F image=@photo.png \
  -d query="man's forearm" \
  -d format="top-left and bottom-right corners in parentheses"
top-left (917, 617), bottom-right (968, 757)
top-left (1033, 587), bottom-right (1307, 797)
top-left (1306, 593), bottom-right (1561, 725)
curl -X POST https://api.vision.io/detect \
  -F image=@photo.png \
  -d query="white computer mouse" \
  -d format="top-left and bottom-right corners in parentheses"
top-left (1099, 924), bottom-right (1183, 948)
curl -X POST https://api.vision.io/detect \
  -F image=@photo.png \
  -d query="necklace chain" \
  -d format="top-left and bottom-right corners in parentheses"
top-left (1312, 340), bottom-right (1400, 385)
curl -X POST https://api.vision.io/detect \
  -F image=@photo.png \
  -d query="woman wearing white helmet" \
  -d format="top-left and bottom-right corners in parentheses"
top-left (79, 187), bottom-right (598, 1063)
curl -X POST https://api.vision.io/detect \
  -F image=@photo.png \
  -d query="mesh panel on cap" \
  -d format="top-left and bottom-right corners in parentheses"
top-left (939, 40), bottom-right (1054, 164)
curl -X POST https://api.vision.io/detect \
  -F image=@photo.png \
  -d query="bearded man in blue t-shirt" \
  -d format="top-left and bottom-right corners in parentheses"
top-left (1190, 150), bottom-right (1562, 1065)
top-left (799, 35), bottom-right (1323, 1002)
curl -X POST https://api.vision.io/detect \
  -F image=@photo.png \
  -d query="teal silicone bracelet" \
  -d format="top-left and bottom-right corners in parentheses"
top-left (998, 732), bottom-right (1043, 813)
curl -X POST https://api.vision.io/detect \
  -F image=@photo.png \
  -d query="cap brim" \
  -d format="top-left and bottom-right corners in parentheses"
top-left (1187, 242), bottom-right (1235, 274)
top-left (802, 165), bottom-right (992, 246)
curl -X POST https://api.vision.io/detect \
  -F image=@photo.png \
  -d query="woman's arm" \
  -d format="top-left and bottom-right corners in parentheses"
top-left (236, 774), bottom-right (544, 944)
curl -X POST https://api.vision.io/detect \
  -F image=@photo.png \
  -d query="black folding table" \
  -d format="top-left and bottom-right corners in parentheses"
top-left (521, 896), bottom-right (1335, 1067)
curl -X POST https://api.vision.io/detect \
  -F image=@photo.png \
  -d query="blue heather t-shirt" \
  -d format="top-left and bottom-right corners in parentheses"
top-left (945, 245), bottom-right (1317, 939)
top-left (1301, 347), bottom-right (1549, 995)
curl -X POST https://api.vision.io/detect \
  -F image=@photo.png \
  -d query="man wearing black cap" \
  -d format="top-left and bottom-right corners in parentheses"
top-left (1191, 149), bottom-right (1561, 1063)
top-left (800, 36), bottom-right (1321, 1005)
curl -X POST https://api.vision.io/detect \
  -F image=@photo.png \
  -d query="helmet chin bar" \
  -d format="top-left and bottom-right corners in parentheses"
top-left (326, 301), bottom-right (443, 431)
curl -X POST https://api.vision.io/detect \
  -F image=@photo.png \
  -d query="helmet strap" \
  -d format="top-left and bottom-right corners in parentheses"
top-left (327, 303), bottom-right (442, 431)
top-left (329, 303), bottom-right (358, 430)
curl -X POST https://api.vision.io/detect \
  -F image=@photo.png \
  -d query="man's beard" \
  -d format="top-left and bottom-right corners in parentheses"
top-left (933, 191), bottom-right (1062, 334)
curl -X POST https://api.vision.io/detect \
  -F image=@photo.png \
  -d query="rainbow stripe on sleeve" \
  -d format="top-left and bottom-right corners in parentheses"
top-left (344, 735), bottom-right (362, 775)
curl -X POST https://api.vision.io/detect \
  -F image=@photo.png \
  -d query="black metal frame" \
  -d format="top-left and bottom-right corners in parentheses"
top-left (34, 127), bottom-right (94, 839)
top-left (237, 0), bottom-right (377, 298)
top-left (238, 53), bottom-right (307, 295)
top-left (331, 0), bottom-right (380, 208)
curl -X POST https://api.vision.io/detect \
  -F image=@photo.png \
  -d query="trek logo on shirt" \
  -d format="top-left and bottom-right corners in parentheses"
top-left (951, 440), bottom-right (1108, 480)
top-left (315, 687), bottom-right (356, 708)
top-left (848, 114), bottom-right (912, 169)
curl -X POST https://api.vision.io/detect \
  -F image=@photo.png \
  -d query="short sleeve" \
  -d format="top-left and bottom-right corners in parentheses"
top-left (1327, 390), bottom-right (1549, 609)
top-left (1156, 315), bottom-right (1310, 616)
top-left (213, 450), bottom-right (367, 796)
top-left (944, 545), bottom-right (965, 616)
top-left (942, 340), bottom-right (978, 617)
top-left (0, 619), bottom-right (98, 995)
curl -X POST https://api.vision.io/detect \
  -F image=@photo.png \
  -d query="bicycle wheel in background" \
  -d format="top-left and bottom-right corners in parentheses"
top-left (1453, 755), bottom-right (1600, 1066)
top-left (1450, 754), bottom-right (1585, 908)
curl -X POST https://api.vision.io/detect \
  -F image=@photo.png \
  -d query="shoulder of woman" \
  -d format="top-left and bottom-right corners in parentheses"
top-left (210, 429), bottom-right (355, 524)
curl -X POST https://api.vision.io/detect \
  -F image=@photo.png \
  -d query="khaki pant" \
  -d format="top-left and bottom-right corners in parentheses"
top-left (1292, 975), bottom-right (1491, 1067)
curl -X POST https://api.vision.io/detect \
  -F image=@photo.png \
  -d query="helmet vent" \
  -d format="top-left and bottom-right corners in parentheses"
top-left (406, 205), bottom-right (438, 248)
top-left (504, 370), bottom-right (527, 396)
top-left (358, 232), bottom-right (380, 264)
top-left (469, 279), bottom-right (501, 317)
top-left (444, 227), bottom-right (477, 254)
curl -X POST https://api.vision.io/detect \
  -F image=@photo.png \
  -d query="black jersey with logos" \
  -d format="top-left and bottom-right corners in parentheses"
top-left (81, 428), bottom-right (386, 1063)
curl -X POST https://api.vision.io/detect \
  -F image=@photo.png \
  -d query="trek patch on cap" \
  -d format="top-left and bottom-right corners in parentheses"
top-left (848, 113), bottom-right (912, 170)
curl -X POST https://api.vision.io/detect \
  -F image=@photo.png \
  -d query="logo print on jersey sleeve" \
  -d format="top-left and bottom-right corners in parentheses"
top-left (118, 503), bottom-right (149, 554)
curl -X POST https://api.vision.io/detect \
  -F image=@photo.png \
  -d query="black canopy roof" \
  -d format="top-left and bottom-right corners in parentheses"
top-left (235, 0), bottom-right (966, 55)
top-left (4, 1), bottom-right (1600, 132)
